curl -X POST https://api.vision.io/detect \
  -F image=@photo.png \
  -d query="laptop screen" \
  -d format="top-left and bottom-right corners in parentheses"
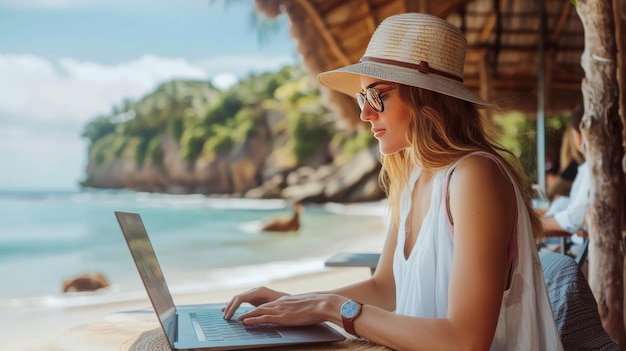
top-left (115, 211), bottom-right (177, 346)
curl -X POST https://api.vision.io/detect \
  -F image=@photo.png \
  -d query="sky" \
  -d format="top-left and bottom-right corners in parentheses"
top-left (0, 0), bottom-right (298, 191)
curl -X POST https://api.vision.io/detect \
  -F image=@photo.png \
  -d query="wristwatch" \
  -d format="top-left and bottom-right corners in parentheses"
top-left (340, 300), bottom-right (363, 337)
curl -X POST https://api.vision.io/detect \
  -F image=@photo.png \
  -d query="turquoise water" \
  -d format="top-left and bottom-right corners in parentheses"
top-left (0, 190), bottom-right (386, 308)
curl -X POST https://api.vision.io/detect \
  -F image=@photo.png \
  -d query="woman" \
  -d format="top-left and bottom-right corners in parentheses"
top-left (542, 105), bottom-right (589, 245)
top-left (546, 106), bottom-right (586, 200)
top-left (223, 13), bottom-right (562, 350)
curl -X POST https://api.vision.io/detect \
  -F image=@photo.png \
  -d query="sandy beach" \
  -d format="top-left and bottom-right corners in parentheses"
top-left (2, 254), bottom-right (380, 351)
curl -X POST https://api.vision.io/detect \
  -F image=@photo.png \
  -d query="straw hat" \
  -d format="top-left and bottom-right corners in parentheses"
top-left (317, 13), bottom-right (495, 108)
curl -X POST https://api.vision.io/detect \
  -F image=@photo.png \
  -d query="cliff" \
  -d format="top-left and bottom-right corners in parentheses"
top-left (84, 135), bottom-right (383, 203)
top-left (82, 68), bottom-right (385, 203)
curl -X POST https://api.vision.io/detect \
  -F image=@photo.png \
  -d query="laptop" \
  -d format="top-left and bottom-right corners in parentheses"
top-left (114, 211), bottom-right (345, 351)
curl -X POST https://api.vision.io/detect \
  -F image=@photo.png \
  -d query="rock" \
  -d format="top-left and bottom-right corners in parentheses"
top-left (324, 148), bottom-right (381, 201)
top-left (245, 183), bottom-right (283, 198)
top-left (282, 181), bottom-right (326, 202)
top-left (260, 202), bottom-right (303, 232)
top-left (345, 173), bottom-right (385, 202)
top-left (63, 272), bottom-right (110, 293)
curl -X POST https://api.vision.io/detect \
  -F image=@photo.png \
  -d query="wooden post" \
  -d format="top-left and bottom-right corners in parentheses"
top-left (612, 0), bottom-right (626, 340)
top-left (614, 0), bottom-right (626, 216)
top-left (576, 0), bottom-right (625, 346)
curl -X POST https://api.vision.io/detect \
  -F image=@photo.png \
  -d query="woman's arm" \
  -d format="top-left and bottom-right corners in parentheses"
top-left (542, 215), bottom-right (570, 234)
top-left (325, 222), bottom-right (398, 311)
top-left (223, 223), bottom-right (398, 319)
top-left (234, 156), bottom-right (516, 350)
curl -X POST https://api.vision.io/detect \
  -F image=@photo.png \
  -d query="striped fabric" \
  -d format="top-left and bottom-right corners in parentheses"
top-left (539, 252), bottom-right (619, 350)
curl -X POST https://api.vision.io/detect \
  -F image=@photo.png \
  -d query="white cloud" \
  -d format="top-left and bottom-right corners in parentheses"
top-left (198, 53), bottom-right (297, 90)
top-left (0, 51), bottom-right (296, 190)
top-left (58, 55), bottom-right (208, 84)
top-left (0, 126), bottom-right (88, 191)
top-left (0, 53), bottom-right (296, 128)
top-left (0, 53), bottom-right (212, 191)
top-left (211, 73), bottom-right (239, 90)
top-left (0, 53), bottom-right (210, 127)
top-left (196, 54), bottom-right (295, 77)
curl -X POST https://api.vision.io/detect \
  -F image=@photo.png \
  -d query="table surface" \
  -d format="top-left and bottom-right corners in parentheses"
top-left (324, 252), bottom-right (380, 275)
top-left (51, 308), bottom-right (390, 351)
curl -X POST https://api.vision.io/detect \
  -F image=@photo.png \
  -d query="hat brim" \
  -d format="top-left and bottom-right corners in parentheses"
top-left (317, 61), bottom-right (497, 109)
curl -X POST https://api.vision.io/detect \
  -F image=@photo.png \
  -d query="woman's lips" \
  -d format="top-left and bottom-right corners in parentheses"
top-left (372, 128), bottom-right (385, 138)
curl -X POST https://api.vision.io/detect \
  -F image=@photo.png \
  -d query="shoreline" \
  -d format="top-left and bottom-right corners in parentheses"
top-left (3, 265), bottom-right (377, 351)
top-left (0, 193), bottom-right (388, 350)
top-left (1, 229), bottom-right (386, 309)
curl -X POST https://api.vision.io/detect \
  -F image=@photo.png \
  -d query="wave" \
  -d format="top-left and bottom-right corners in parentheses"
top-left (0, 256), bottom-right (328, 310)
top-left (0, 190), bottom-right (290, 211)
top-left (75, 191), bottom-right (289, 210)
top-left (237, 220), bottom-right (265, 234)
top-left (323, 200), bottom-right (387, 217)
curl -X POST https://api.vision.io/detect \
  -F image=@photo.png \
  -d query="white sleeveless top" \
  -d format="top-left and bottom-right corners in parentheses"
top-left (393, 152), bottom-right (563, 350)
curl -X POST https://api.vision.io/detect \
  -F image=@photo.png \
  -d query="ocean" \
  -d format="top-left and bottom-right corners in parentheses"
top-left (0, 189), bottom-right (387, 311)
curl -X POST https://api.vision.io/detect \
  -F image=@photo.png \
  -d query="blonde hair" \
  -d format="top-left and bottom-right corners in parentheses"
top-left (379, 85), bottom-right (542, 239)
top-left (558, 128), bottom-right (585, 172)
top-left (559, 105), bottom-right (586, 172)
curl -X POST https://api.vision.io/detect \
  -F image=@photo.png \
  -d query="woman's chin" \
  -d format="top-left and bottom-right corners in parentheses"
top-left (378, 144), bottom-right (405, 155)
top-left (378, 147), bottom-right (402, 156)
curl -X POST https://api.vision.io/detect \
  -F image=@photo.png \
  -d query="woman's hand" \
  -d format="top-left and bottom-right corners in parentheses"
top-left (235, 293), bottom-right (344, 327)
top-left (222, 286), bottom-right (288, 320)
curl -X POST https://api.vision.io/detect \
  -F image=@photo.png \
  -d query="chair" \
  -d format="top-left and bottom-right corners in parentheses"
top-left (539, 233), bottom-right (589, 267)
top-left (539, 251), bottom-right (619, 350)
top-left (574, 237), bottom-right (589, 266)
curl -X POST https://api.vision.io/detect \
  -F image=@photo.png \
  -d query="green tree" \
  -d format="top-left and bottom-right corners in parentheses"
top-left (82, 116), bottom-right (115, 146)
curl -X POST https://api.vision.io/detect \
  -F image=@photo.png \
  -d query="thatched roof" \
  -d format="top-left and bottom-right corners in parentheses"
top-left (256, 0), bottom-right (585, 127)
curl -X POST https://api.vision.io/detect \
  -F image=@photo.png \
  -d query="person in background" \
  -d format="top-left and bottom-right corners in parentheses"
top-left (541, 105), bottom-right (589, 252)
top-left (223, 13), bottom-right (563, 350)
top-left (546, 110), bottom-right (586, 201)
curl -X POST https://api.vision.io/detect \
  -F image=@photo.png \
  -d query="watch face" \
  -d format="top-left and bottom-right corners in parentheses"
top-left (341, 300), bottom-right (359, 318)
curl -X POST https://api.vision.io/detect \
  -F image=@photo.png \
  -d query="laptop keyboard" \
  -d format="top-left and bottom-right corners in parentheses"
top-left (191, 311), bottom-right (283, 342)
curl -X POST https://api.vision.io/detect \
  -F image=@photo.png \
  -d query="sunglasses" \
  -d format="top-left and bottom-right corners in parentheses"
top-left (355, 86), bottom-right (397, 112)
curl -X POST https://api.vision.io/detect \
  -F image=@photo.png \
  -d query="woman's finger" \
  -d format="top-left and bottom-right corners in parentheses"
top-left (222, 287), bottom-right (285, 320)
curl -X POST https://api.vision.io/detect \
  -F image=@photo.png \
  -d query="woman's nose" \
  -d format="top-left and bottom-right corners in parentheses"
top-left (359, 103), bottom-right (377, 121)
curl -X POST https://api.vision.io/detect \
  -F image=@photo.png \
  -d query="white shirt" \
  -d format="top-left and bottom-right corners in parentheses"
top-left (546, 162), bottom-right (590, 240)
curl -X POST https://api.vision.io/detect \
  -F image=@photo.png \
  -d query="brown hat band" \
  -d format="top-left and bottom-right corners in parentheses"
top-left (360, 56), bottom-right (463, 83)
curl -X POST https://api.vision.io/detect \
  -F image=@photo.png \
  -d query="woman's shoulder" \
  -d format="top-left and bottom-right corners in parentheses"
top-left (450, 151), bottom-right (507, 173)
top-left (448, 153), bottom-right (517, 217)
top-left (449, 152), bottom-right (514, 190)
